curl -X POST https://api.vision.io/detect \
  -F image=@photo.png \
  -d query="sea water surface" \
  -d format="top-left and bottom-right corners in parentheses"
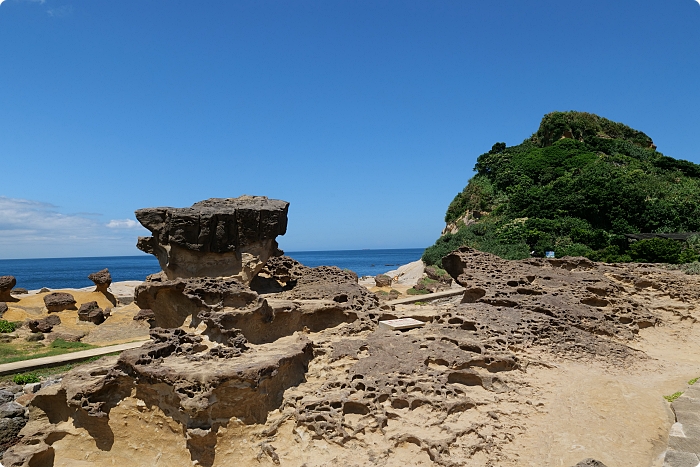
top-left (0, 248), bottom-right (425, 291)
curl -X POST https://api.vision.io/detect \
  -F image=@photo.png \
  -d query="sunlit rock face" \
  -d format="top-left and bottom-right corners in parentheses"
top-left (135, 196), bottom-right (289, 283)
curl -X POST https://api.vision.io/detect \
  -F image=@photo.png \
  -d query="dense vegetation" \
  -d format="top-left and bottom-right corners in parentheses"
top-left (424, 111), bottom-right (700, 266)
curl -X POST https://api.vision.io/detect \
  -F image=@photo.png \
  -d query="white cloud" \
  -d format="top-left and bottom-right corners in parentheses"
top-left (0, 196), bottom-right (147, 258)
top-left (106, 219), bottom-right (138, 229)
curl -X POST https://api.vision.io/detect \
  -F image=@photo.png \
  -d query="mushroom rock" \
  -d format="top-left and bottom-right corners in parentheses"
top-left (43, 292), bottom-right (76, 313)
top-left (135, 196), bottom-right (289, 283)
top-left (0, 276), bottom-right (17, 302)
top-left (88, 269), bottom-right (112, 294)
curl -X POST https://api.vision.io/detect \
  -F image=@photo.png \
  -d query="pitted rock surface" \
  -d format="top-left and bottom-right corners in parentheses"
top-left (88, 268), bottom-right (112, 293)
top-left (442, 247), bottom-right (657, 343)
top-left (42, 292), bottom-right (76, 313)
top-left (0, 277), bottom-right (17, 302)
top-left (135, 196), bottom-right (289, 282)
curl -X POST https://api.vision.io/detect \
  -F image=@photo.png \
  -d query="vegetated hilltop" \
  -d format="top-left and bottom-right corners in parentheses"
top-left (423, 111), bottom-right (700, 266)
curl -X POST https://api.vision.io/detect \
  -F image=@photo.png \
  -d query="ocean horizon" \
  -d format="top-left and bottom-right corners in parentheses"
top-left (0, 248), bottom-right (426, 291)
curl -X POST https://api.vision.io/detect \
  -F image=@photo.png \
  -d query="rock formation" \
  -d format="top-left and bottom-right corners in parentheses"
top-left (88, 269), bottom-right (112, 293)
top-left (27, 315), bottom-right (60, 334)
top-left (42, 293), bottom-right (76, 313)
top-left (374, 274), bottom-right (392, 287)
top-left (0, 277), bottom-right (17, 302)
top-left (135, 196), bottom-right (289, 283)
top-left (0, 303), bottom-right (7, 317)
top-left (10, 202), bottom-right (700, 466)
top-left (77, 301), bottom-right (106, 325)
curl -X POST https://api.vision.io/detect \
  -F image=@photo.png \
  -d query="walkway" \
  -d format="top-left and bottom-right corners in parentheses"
top-left (0, 340), bottom-right (150, 376)
top-left (664, 382), bottom-right (700, 467)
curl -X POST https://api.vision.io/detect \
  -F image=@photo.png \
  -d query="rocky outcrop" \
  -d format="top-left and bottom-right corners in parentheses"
top-left (0, 277), bottom-right (17, 302)
top-left (88, 269), bottom-right (112, 293)
top-left (442, 247), bottom-right (657, 343)
top-left (0, 303), bottom-right (7, 316)
top-left (374, 274), bottom-right (392, 287)
top-left (77, 301), bottom-right (106, 325)
top-left (26, 315), bottom-right (60, 334)
top-left (42, 293), bottom-right (76, 313)
top-left (135, 196), bottom-right (289, 283)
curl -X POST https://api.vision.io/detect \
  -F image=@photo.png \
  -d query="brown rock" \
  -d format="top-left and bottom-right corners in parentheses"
top-left (43, 292), bottom-right (76, 312)
top-left (88, 268), bottom-right (112, 293)
top-left (78, 301), bottom-right (105, 324)
top-left (135, 196), bottom-right (289, 283)
top-left (11, 288), bottom-right (27, 295)
top-left (133, 308), bottom-right (155, 322)
top-left (0, 302), bottom-right (7, 316)
top-left (0, 276), bottom-right (17, 302)
top-left (374, 274), bottom-right (392, 287)
top-left (27, 315), bottom-right (61, 333)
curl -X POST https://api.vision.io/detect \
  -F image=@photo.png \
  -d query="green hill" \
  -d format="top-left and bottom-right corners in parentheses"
top-left (423, 111), bottom-right (700, 265)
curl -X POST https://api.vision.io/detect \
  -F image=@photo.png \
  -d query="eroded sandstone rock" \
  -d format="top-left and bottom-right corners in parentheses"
top-left (0, 277), bottom-right (17, 302)
top-left (0, 303), bottom-right (7, 316)
top-left (88, 269), bottom-right (112, 293)
top-left (135, 196), bottom-right (289, 283)
top-left (42, 293), bottom-right (76, 313)
top-left (26, 315), bottom-right (60, 334)
top-left (78, 301), bottom-right (105, 324)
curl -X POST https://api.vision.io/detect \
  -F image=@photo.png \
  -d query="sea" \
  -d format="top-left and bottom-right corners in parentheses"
top-left (0, 248), bottom-right (425, 291)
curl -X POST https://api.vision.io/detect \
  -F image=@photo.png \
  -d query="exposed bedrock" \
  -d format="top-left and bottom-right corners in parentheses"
top-left (0, 276), bottom-right (17, 302)
top-left (135, 196), bottom-right (289, 283)
top-left (442, 247), bottom-right (658, 341)
top-left (134, 258), bottom-right (377, 344)
top-left (4, 332), bottom-right (314, 467)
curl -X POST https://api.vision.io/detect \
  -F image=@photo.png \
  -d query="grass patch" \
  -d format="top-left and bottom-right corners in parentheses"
top-left (689, 377), bottom-right (699, 385)
top-left (664, 392), bottom-right (684, 403)
top-left (0, 353), bottom-right (120, 383)
top-left (0, 339), bottom-right (96, 365)
top-left (407, 288), bottom-right (430, 295)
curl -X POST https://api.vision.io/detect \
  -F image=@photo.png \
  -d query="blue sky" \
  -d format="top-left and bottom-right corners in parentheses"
top-left (1, 0), bottom-right (700, 258)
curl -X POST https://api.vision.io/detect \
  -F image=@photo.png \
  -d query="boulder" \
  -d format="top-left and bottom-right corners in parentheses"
top-left (43, 292), bottom-right (76, 312)
top-left (88, 268), bottom-right (112, 293)
top-left (27, 315), bottom-right (61, 333)
top-left (0, 302), bottom-right (7, 316)
top-left (0, 276), bottom-right (17, 302)
top-left (135, 196), bottom-right (289, 283)
top-left (11, 288), bottom-right (27, 295)
top-left (25, 333), bottom-right (44, 342)
top-left (374, 274), bottom-right (392, 287)
top-left (78, 301), bottom-right (105, 325)
top-left (0, 402), bottom-right (24, 419)
top-left (0, 390), bottom-right (15, 405)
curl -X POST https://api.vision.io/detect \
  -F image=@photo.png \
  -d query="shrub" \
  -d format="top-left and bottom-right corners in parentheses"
top-left (0, 320), bottom-right (16, 333)
top-left (13, 373), bottom-right (40, 385)
top-left (629, 238), bottom-right (683, 264)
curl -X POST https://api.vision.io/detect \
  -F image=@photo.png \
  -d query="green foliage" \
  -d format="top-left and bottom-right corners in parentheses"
top-left (664, 392), bottom-right (684, 403)
top-left (13, 373), bottom-right (40, 385)
top-left (689, 377), bottom-right (699, 385)
top-left (629, 238), bottom-right (683, 264)
top-left (0, 320), bottom-right (16, 333)
top-left (427, 111), bottom-right (700, 264)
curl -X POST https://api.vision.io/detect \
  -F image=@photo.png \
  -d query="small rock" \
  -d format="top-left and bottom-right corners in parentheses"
top-left (88, 268), bottom-right (112, 294)
top-left (0, 401), bottom-right (25, 419)
top-left (49, 332), bottom-right (84, 342)
top-left (39, 287), bottom-right (50, 293)
top-left (25, 332), bottom-right (44, 342)
top-left (0, 302), bottom-right (7, 315)
top-left (0, 417), bottom-right (26, 450)
top-left (27, 314), bottom-right (61, 333)
top-left (11, 288), bottom-right (28, 295)
top-left (78, 301), bottom-right (105, 324)
top-left (43, 292), bottom-right (76, 312)
top-left (375, 274), bottom-right (392, 287)
top-left (0, 276), bottom-right (17, 302)
top-left (13, 393), bottom-right (35, 406)
top-left (23, 383), bottom-right (41, 395)
top-left (0, 390), bottom-right (15, 405)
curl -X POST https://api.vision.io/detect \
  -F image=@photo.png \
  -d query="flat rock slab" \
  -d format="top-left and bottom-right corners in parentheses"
top-left (664, 383), bottom-right (700, 466)
top-left (378, 318), bottom-right (426, 330)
